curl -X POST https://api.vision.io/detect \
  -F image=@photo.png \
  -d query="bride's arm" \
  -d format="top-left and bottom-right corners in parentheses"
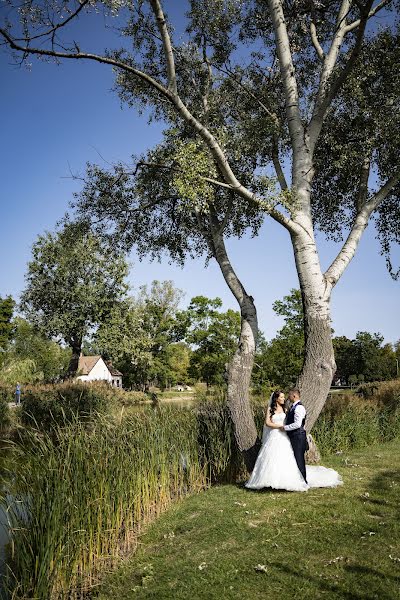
top-left (265, 408), bottom-right (283, 429)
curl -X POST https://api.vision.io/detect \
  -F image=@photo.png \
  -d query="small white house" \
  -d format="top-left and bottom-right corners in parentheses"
top-left (76, 355), bottom-right (123, 388)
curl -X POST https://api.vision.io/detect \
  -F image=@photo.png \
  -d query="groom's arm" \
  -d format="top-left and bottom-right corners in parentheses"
top-left (283, 405), bottom-right (306, 432)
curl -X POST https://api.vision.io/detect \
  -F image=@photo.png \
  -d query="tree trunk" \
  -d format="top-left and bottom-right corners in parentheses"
top-left (208, 218), bottom-right (259, 472)
top-left (291, 229), bottom-right (336, 439)
top-left (67, 339), bottom-right (82, 378)
top-left (226, 295), bottom-right (260, 471)
top-left (298, 311), bottom-right (336, 430)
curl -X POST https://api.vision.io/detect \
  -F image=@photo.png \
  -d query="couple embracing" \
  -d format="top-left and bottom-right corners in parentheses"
top-left (246, 388), bottom-right (342, 492)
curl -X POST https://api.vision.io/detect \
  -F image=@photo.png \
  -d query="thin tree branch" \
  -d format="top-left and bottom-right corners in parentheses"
top-left (214, 63), bottom-right (280, 128)
top-left (271, 135), bottom-right (288, 190)
top-left (344, 0), bottom-right (391, 33)
top-left (325, 169), bottom-right (400, 285)
top-left (149, 0), bottom-right (177, 95)
top-left (9, 0), bottom-right (91, 43)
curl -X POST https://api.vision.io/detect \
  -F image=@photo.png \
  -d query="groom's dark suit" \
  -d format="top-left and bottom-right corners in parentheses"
top-left (284, 402), bottom-right (308, 483)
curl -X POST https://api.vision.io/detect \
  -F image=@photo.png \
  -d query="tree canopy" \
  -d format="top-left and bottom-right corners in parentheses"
top-left (20, 222), bottom-right (129, 374)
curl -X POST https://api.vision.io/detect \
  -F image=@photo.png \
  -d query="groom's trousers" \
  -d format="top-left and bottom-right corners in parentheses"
top-left (288, 430), bottom-right (308, 483)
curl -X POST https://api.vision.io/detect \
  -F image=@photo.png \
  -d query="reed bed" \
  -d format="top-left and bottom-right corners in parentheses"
top-left (2, 408), bottom-right (214, 599)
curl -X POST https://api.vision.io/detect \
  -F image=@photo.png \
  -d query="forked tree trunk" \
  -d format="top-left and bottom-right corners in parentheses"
top-left (209, 220), bottom-right (259, 471)
top-left (291, 228), bottom-right (336, 460)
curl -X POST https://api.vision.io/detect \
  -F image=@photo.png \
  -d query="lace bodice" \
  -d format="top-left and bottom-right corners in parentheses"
top-left (272, 412), bottom-right (286, 424)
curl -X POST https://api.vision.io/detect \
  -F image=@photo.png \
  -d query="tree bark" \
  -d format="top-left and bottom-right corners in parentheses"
top-left (208, 217), bottom-right (260, 472)
top-left (291, 229), bottom-right (336, 434)
top-left (67, 339), bottom-right (82, 378)
top-left (226, 295), bottom-right (260, 471)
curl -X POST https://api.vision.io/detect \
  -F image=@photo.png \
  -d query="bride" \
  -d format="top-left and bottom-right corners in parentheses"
top-left (245, 390), bottom-right (342, 492)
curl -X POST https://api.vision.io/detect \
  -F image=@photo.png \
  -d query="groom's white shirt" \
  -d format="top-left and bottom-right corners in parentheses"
top-left (283, 400), bottom-right (306, 432)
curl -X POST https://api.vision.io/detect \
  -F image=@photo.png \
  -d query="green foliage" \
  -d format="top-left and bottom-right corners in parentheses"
top-left (178, 296), bottom-right (241, 386)
top-left (0, 295), bottom-right (14, 352)
top-left (2, 318), bottom-right (71, 384)
top-left (334, 332), bottom-right (397, 383)
top-left (93, 280), bottom-right (186, 390)
top-left (20, 382), bottom-right (115, 430)
top-left (2, 407), bottom-right (220, 598)
top-left (173, 140), bottom-right (217, 210)
top-left (252, 289), bottom-right (304, 391)
top-left (20, 222), bottom-right (129, 363)
top-left (0, 390), bottom-right (11, 430)
top-left (313, 380), bottom-right (400, 454)
top-left (0, 358), bottom-right (43, 385)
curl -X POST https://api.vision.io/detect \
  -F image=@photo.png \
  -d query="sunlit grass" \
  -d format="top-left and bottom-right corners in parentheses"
top-left (96, 438), bottom-right (400, 600)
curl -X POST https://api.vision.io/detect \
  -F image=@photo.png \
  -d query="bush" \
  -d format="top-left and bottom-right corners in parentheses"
top-left (0, 392), bottom-right (11, 430)
top-left (111, 388), bottom-right (149, 408)
top-left (313, 380), bottom-right (400, 454)
top-left (20, 382), bottom-right (115, 429)
top-left (0, 383), bottom-right (16, 404)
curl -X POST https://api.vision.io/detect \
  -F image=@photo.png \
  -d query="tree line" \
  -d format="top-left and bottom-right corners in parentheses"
top-left (1, 232), bottom-right (398, 391)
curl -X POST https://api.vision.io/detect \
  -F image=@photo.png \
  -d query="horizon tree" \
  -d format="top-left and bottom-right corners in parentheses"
top-left (1, 1), bottom-right (399, 467)
top-left (20, 222), bottom-right (129, 375)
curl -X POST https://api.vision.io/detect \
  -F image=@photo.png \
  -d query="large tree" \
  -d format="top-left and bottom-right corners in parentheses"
top-left (2, 1), bottom-right (399, 466)
top-left (20, 223), bottom-right (129, 375)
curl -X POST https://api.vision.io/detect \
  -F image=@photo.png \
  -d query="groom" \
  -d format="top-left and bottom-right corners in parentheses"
top-left (281, 388), bottom-right (308, 483)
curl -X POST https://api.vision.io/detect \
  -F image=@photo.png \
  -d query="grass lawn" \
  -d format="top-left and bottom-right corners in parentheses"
top-left (96, 439), bottom-right (400, 600)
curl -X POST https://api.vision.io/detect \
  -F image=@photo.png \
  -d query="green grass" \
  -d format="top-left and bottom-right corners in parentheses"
top-left (96, 439), bottom-right (400, 600)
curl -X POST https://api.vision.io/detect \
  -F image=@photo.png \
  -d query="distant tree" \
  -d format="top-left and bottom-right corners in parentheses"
top-left (93, 281), bottom-right (184, 390)
top-left (0, 357), bottom-right (42, 385)
top-left (179, 296), bottom-right (241, 386)
top-left (253, 290), bottom-right (305, 390)
top-left (0, 296), bottom-right (15, 353)
top-left (334, 332), bottom-right (396, 383)
top-left (10, 317), bottom-right (71, 383)
top-left (20, 223), bottom-right (129, 376)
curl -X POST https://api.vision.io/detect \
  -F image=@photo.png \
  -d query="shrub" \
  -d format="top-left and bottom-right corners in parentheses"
top-left (20, 382), bottom-right (114, 429)
top-left (0, 392), bottom-right (11, 430)
top-left (313, 381), bottom-right (400, 454)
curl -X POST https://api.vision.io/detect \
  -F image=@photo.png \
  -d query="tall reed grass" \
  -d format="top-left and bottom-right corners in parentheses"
top-left (2, 403), bottom-right (240, 599)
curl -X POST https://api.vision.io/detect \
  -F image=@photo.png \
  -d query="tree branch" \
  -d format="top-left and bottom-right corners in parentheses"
top-left (356, 153), bottom-right (372, 212)
top-left (267, 0), bottom-right (305, 156)
top-left (308, 0), bottom-right (374, 154)
top-left (344, 0), bottom-right (391, 33)
top-left (8, 0), bottom-right (91, 44)
top-left (309, 2), bottom-right (325, 62)
top-left (325, 169), bottom-right (400, 285)
top-left (214, 63), bottom-right (280, 129)
top-left (149, 0), bottom-right (177, 95)
top-left (272, 135), bottom-right (288, 190)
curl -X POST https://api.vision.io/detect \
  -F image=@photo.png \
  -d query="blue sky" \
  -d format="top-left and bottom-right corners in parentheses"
top-left (0, 4), bottom-right (399, 344)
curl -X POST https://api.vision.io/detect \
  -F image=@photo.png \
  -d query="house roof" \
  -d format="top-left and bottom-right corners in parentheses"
top-left (106, 362), bottom-right (123, 377)
top-left (77, 355), bottom-right (102, 375)
top-left (77, 355), bottom-right (123, 378)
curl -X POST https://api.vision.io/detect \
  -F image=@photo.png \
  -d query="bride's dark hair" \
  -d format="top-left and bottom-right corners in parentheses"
top-left (269, 390), bottom-right (285, 418)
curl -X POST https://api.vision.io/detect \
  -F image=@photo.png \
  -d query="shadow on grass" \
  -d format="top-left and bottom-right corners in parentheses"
top-left (363, 468), bottom-right (400, 519)
top-left (268, 561), bottom-right (395, 600)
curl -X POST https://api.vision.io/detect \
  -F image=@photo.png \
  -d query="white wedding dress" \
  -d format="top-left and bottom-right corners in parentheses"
top-left (245, 412), bottom-right (343, 492)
